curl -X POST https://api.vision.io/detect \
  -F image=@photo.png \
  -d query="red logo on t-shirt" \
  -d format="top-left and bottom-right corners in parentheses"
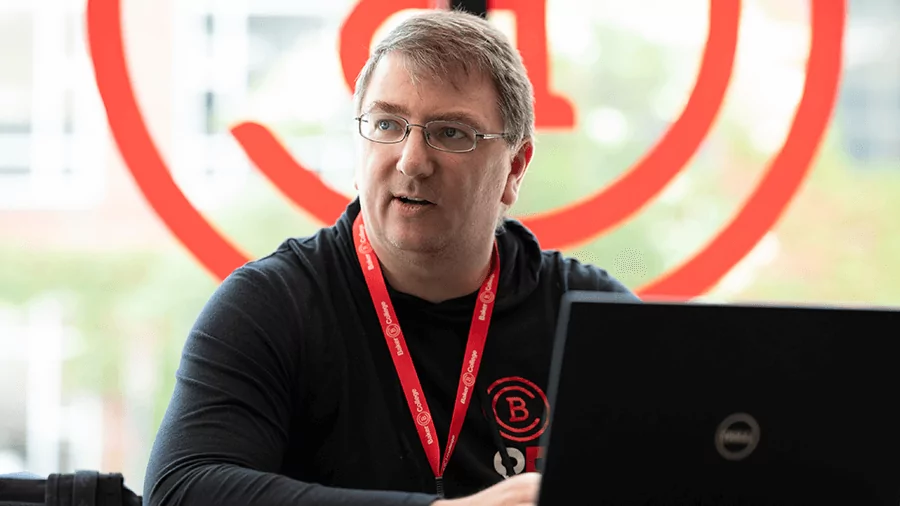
top-left (488, 376), bottom-right (550, 478)
top-left (487, 376), bottom-right (550, 443)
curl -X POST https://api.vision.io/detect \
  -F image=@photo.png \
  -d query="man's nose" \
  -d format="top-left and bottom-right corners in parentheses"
top-left (395, 125), bottom-right (435, 179)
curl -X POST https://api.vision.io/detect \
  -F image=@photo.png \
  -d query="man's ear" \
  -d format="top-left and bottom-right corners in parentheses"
top-left (501, 139), bottom-right (534, 207)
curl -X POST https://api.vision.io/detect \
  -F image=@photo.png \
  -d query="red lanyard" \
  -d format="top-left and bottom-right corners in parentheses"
top-left (353, 214), bottom-right (500, 496)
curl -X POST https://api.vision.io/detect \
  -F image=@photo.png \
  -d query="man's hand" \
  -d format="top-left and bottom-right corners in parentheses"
top-left (433, 473), bottom-right (541, 506)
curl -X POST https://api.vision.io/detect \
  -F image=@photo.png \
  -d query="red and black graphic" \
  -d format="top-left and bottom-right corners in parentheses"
top-left (487, 376), bottom-right (550, 443)
top-left (492, 443), bottom-right (546, 476)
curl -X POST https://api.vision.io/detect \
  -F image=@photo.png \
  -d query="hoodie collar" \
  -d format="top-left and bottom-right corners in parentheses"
top-left (333, 198), bottom-right (543, 313)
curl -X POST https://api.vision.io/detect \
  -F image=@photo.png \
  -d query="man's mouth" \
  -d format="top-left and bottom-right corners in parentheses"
top-left (394, 195), bottom-right (434, 206)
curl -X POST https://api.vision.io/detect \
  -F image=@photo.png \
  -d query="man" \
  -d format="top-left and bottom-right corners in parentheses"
top-left (144, 9), bottom-right (636, 506)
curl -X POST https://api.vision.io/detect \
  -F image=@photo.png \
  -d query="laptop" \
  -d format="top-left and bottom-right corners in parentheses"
top-left (537, 291), bottom-right (900, 505)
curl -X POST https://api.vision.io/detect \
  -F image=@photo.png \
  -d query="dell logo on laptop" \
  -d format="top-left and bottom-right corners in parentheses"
top-left (715, 413), bottom-right (761, 461)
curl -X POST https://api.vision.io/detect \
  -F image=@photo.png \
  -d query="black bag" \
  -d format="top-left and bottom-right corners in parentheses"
top-left (0, 471), bottom-right (141, 506)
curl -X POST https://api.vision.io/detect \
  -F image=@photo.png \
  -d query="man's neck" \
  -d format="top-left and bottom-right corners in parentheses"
top-left (374, 241), bottom-right (494, 304)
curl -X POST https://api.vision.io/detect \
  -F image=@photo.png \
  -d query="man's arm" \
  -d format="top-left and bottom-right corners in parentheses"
top-left (143, 259), bottom-right (439, 506)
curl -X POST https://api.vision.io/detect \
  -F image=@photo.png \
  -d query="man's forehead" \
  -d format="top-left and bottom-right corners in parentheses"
top-left (364, 53), bottom-right (500, 129)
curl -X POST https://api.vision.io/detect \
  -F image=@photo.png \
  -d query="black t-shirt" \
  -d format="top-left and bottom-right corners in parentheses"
top-left (144, 199), bottom-right (636, 506)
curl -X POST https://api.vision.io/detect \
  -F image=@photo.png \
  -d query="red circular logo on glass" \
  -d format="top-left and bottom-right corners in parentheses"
top-left (86, 0), bottom-right (846, 301)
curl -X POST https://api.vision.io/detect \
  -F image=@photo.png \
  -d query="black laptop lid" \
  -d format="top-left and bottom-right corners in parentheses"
top-left (538, 291), bottom-right (900, 505)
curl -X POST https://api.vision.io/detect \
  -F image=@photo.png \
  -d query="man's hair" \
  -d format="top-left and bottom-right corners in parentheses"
top-left (352, 9), bottom-right (535, 147)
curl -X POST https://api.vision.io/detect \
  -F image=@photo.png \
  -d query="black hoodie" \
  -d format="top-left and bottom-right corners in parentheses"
top-left (144, 199), bottom-right (636, 506)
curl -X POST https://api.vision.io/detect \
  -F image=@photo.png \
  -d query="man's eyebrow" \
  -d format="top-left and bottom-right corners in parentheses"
top-left (430, 111), bottom-right (491, 131)
top-left (364, 101), bottom-right (493, 131)
top-left (366, 101), bottom-right (409, 116)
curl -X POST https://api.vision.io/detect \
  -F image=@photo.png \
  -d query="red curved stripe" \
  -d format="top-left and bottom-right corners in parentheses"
top-left (520, 0), bottom-right (742, 249)
top-left (231, 123), bottom-right (351, 224)
top-left (233, 0), bottom-right (741, 251)
top-left (86, 0), bottom-right (251, 280)
top-left (638, 0), bottom-right (846, 299)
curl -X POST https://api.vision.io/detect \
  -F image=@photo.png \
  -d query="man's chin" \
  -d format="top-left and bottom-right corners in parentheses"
top-left (386, 233), bottom-right (448, 256)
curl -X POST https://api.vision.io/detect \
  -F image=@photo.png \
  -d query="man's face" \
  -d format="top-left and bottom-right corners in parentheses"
top-left (355, 53), bottom-right (532, 257)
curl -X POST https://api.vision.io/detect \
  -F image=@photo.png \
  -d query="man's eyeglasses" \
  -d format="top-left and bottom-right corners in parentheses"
top-left (354, 112), bottom-right (507, 153)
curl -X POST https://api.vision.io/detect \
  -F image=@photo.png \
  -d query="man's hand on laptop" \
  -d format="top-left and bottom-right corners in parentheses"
top-left (433, 472), bottom-right (541, 506)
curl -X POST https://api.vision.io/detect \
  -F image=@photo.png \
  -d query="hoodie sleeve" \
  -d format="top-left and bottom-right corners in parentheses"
top-left (142, 257), bottom-right (440, 506)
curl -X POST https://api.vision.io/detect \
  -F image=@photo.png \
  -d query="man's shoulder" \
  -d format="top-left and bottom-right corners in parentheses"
top-left (228, 226), bottom-right (349, 297)
top-left (539, 249), bottom-right (638, 299)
